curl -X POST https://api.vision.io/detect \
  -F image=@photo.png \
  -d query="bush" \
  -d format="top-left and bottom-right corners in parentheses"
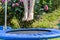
top-left (0, 0), bottom-right (60, 28)
top-left (31, 8), bottom-right (60, 28)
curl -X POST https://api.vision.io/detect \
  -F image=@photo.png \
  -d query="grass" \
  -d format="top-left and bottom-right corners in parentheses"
top-left (49, 38), bottom-right (60, 40)
top-left (31, 7), bottom-right (60, 28)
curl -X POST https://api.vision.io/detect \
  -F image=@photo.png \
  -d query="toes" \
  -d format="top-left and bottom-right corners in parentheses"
top-left (27, 17), bottom-right (33, 21)
top-left (22, 17), bottom-right (27, 21)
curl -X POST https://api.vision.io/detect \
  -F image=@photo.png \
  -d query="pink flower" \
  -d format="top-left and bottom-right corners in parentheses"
top-left (16, 3), bottom-right (19, 6)
top-left (2, 0), bottom-right (5, 3)
top-left (12, 3), bottom-right (15, 7)
top-left (2, 0), bottom-right (11, 3)
top-left (44, 5), bottom-right (49, 11)
top-left (20, 0), bottom-right (24, 2)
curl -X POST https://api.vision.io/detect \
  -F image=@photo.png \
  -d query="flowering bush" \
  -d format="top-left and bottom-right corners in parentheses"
top-left (0, 0), bottom-right (60, 28)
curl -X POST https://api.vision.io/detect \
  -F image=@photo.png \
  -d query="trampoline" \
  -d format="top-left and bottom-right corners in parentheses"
top-left (0, 0), bottom-right (60, 40)
top-left (0, 26), bottom-right (11, 30)
top-left (0, 28), bottom-right (60, 40)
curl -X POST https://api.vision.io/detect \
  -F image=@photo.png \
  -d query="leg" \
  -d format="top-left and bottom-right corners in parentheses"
top-left (27, 0), bottom-right (35, 21)
top-left (22, 0), bottom-right (28, 21)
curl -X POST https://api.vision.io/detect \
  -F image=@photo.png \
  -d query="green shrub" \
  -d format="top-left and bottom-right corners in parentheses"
top-left (11, 16), bottom-right (20, 28)
top-left (0, 0), bottom-right (60, 28)
top-left (31, 8), bottom-right (60, 28)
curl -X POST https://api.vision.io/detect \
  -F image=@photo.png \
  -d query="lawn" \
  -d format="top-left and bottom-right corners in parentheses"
top-left (49, 38), bottom-right (60, 40)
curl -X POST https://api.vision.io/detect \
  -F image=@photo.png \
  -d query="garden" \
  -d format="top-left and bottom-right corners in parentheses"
top-left (0, 0), bottom-right (59, 29)
top-left (0, 0), bottom-right (60, 40)
top-left (9, 0), bottom-right (60, 29)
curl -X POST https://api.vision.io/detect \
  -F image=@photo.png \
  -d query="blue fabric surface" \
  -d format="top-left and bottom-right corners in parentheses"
top-left (0, 26), bottom-right (11, 30)
top-left (0, 28), bottom-right (60, 40)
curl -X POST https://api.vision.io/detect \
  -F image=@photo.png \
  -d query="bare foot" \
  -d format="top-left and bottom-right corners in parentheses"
top-left (22, 12), bottom-right (28, 21)
top-left (22, 17), bottom-right (27, 21)
top-left (27, 13), bottom-right (34, 21)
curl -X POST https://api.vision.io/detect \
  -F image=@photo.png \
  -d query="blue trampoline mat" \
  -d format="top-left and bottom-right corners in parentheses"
top-left (0, 28), bottom-right (60, 40)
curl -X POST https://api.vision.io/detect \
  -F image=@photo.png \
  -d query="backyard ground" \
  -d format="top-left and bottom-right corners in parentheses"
top-left (50, 38), bottom-right (60, 40)
top-left (0, 0), bottom-right (60, 40)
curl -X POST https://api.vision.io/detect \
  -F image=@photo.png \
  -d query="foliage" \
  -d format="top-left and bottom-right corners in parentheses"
top-left (0, 0), bottom-right (60, 28)
top-left (11, 16), bottom-right (20, 28)
top-left (31, 8), bottom-right (60, 28)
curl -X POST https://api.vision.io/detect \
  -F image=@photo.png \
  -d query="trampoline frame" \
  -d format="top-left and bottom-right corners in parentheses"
top-left (0, 0), bottom-right (60, 40)
top-left (0, 28), bottom-right (60, 40)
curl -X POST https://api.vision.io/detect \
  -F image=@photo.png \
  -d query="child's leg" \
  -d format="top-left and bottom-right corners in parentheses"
top-left (22, 0), bottom-right (28, 21)
top-left (27, 0), bottom-right (35, 21)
